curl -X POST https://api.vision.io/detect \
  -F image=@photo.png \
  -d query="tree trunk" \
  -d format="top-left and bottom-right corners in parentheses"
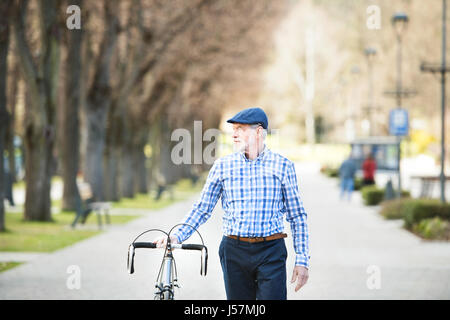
top-left (84, 0), bottom-right (119, 201)
top-left (104, 105), bottom-right (123, 201)
top-left (134, 142), bottom-right (148, 194)
top-left (10, 0), bottom-right (61, 221)
top-left (0, 0), bottom-right (12, 231)
top-left (104, 144), bottom-right (120, 201)
top-left (61, 0), bottom-right (83, 211)
top-left (5, 61), bottom-right (18, 184)
top-left (85, 105), bottom-right (107, 201)
top-left (159, 114), bottom-right (179, 185)
top-left (121, 143), bottom-right (135, 198)
top-left (23, 121), bottom-right (53, 221)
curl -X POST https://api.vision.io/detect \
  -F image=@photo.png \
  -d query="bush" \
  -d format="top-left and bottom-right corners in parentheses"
top-left (412, 217), bottom-right (450, 240)
top-left (325, 168), bottom-right (339, 178)
top-left (403, 199), bottom-right (450, 229)
top-left (320, 164), bottom-right (340, 178)
top-left (361, 186), bottom-right (385, 206)
top-left (362, 186), bottom-right (411, 207)
top-left (400, 190), bottom-right (411, 198)
top-left (379, 198), bottom-right (412, 220)
top-left (353, 177), bottom-right (363, 191)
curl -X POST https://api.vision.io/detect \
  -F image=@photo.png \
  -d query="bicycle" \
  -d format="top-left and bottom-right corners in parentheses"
top-left (127, 223), bottom-right (208, 300)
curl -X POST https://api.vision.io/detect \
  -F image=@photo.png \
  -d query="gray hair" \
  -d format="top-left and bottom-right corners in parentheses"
top-left (250, 124), bottom-right (267, 141)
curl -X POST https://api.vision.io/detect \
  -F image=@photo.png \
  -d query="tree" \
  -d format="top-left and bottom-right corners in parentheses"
top-left (10, 0), bottom-right (62, 221)
top-left (0, 0), bottom-right (13, 231)
top-left (61, 0), bottom-right (83, 212)
top-left (84, 0), bottom-right (120, 201)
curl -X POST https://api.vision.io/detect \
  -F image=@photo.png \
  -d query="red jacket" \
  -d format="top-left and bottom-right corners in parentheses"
top-left (362, 159), bottom-right (376, 180)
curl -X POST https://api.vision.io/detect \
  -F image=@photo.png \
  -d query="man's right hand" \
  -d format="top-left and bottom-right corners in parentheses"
top-left (153, 235), bottom-right (179, 248)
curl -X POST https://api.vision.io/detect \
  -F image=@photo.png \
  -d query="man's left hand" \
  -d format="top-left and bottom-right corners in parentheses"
top-left (291, 266), bottom-right (309, 292)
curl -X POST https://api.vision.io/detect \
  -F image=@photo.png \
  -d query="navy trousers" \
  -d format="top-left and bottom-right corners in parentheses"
top-left (219, 236), bottom-right (287, 300)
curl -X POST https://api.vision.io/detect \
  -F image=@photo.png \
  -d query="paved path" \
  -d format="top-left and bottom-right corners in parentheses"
top-left (1, 162), bottom-right (449, 299)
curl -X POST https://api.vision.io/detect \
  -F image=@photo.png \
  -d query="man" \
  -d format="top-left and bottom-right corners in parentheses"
top-left (339, 153), bottom-right (357, 202)
top-left (155, 107), bottom-right (310, 300)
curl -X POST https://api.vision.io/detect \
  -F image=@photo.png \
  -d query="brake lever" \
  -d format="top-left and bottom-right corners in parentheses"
top-left (200, 247), bottom-right (208, 276)
top-left (127, 244), bottom-right (135, 274)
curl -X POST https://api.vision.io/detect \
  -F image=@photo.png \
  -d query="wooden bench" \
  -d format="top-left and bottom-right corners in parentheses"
top-left (410, 175), bottom-right (450, 198)
top-left (71, 182), bottom-right (111, 229)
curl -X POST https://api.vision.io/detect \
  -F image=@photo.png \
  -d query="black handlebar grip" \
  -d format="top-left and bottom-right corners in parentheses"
top-left (133, 242), bottom-right (157, 249)
top-left (181, 244), bottom-right (205, 251)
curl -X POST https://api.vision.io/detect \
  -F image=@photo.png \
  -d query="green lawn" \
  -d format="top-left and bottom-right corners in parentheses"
top-left (0, 262), bottom-right (22, 273)
top-left (0, 211), bottom-right (139, 252)
top-left (113, 178), bottom-right (204, 210)
top-left (1, 177), bottom-right (203, 255)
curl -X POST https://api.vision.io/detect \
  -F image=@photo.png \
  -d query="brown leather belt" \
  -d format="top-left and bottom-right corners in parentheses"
top-left (226, 233), bottom-right (287, 243)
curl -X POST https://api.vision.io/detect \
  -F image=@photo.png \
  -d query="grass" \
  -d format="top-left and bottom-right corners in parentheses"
top-left (1, 177), bottom-right (204, 254)
top-left (0, 262), bottom-right (22, 272)
top-left (0, 211), bottom-right (139, 252)
top-left (412, 217), bottom-right (450, 240)
top-left (113, 178), bottom-right (204, 210)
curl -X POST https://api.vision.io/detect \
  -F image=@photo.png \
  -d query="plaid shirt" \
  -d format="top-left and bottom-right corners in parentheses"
top-left (173, 145), bottom-right (310, 268)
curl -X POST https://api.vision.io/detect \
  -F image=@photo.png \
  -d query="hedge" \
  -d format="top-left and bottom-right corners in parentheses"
top-left (361, 186), bottom-right (411, 206)
top-left (361, 186), bottom-right (385, 206)
top-left (412, 217), bottom-right (450, 240)
top-left (402, 199), bottom-right (450, 229)
top-left (379, 198), bottom-right (412, 220)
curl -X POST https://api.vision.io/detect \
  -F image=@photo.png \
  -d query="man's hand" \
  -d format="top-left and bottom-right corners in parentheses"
top-left (153, 235), bottom-right (179, 249)
top-left (291, 266), bottom-right (309, 292)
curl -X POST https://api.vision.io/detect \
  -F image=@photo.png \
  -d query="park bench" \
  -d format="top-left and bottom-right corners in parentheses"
top-left (410, 175), bottom-right (450, 198)
top-left (71, 181), bottom-right (111, 229)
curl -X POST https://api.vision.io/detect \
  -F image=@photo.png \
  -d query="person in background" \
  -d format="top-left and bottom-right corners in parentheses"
top-left (339, 154), bottom-right (357, 201)
top-left (362, 153), bottom-right (377, 186)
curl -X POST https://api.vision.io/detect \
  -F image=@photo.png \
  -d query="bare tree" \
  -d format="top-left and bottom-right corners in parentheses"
top-left (61, 0), bottom-right (83, 211)
top-left (84, 0), bottom-right (120, 201)
top-left (10, 0), bottom-right (62, 221)
top-left (0, 0), bottom-right (13, 231)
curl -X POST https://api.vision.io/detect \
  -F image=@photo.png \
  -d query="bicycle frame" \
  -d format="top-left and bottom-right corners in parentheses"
top-left (154, 246), bottom-right (178, 300)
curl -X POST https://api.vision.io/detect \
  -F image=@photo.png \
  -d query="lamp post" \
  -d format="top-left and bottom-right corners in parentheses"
top-left (364, 47), bottom-right (376, 136)
top-left (392, 12), bottom-right (409, 108)
top-left (391, 12), bottom-right (409, 198)
top-left (421, 0), bottom-right (449, 203)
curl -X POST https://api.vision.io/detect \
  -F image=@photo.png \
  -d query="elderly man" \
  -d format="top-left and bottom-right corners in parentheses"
top-left (156, 107), bottom-right (310, 300)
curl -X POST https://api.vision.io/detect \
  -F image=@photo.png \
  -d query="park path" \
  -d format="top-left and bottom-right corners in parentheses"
top-left (0, 162), bottom-right (449, 299)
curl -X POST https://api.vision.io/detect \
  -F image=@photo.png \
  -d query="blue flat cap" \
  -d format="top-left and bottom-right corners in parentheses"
top-left (226, 107), bottom-right (268, 129)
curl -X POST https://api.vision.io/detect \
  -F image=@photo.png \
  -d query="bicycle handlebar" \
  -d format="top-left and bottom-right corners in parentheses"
top-left (128, 241), bottom-right (208, 275)
top-left (132, 242), bottom-right (206, 251)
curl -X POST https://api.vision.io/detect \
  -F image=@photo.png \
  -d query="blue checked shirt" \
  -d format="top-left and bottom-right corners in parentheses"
top-left (173, 145), bottom-right (310, 268)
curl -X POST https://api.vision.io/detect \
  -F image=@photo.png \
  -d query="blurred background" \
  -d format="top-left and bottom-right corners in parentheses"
top-left (0, 0), bottom-right (449, 250)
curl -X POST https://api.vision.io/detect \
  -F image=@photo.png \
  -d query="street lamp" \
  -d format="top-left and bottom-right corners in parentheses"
top-left (420, 0), bottom-right (449, 203)
top-left (392, 12), bottom-right (409, 37)
top-left (390, 12), bottom-right (409, 198)
top-left (364, 47), bottom-right (376, 136)
top-left (392, 12), bottom-right (409, 108)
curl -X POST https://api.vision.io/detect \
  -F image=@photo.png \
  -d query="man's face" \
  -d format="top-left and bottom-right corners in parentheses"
top-left (232, 123), bottom-right (261, 153)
